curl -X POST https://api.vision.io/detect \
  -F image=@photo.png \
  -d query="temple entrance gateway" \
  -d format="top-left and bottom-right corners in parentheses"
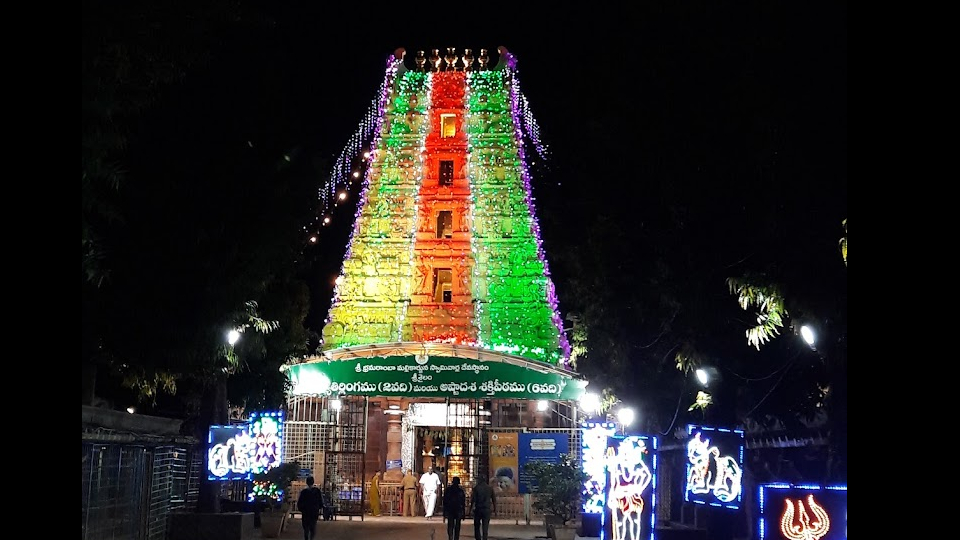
top-left (281, 344), bottom-right (587, 518)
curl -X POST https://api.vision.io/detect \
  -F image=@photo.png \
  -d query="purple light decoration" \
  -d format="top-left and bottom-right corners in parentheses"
top-left (318, 55), bottom-right (401, 218)
top-left (503, 52), bottom-right (572, 366)
top-left (322, 54), bottom-right (403, 330)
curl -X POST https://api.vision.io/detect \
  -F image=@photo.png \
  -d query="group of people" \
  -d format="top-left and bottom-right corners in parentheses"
top-left (401, 466), bottom-right (497, 540)
top-left (297, 467), bottom-right (498, 540)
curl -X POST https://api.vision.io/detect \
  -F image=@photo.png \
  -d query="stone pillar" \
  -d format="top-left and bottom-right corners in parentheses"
top-left (384, 398), bottom-right (404, 481)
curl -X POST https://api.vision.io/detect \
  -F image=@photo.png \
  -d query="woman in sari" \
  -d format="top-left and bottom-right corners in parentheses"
top-left (369, 469), bottom-right (382, 516)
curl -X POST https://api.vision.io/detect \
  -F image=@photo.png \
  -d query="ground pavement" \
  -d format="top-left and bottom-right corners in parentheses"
top-left (275, 514), bottom-right (552, 540)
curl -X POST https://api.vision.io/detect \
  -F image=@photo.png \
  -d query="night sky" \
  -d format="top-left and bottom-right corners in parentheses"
top-left (282, 4), bottom-right (848, 334)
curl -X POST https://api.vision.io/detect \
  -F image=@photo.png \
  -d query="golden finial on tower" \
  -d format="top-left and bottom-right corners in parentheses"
top-left (444, 48), bottom-right (458, 72)
top-left (478, 49), bottom-right (489, 71)
top-left (415, 50), bottom-right (427, 72)
top-left (462, 49), bottom-right (474, 72)
top-left (429, 49), bottom-right (441, 72)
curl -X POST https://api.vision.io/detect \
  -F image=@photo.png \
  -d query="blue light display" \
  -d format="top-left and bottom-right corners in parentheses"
top-left (684, 424), bottom-right (744, 510)
top-left (206, 410), bottom-right (284, 481)
top-left (579, 423), bottom-right (658, 540)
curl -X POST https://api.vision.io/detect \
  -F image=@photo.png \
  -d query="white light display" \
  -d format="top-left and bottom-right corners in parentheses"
top-left (607, 437), bottom-right (653, 540)
top-left (580, 423), bottom-right (658, 540)
top-left (581, 422), bottom-right (616, 514)
top-left (206, 411), bottom-right (284, 481)
top-left (685, 426), bottom-right (744, 508)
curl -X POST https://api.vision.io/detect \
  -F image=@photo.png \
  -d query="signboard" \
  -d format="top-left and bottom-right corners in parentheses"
top-left (207, 425), bottom-right (251, 481)
top-left (684, 424), bottom-right (745, 509)
top-left (488, 432), bottom-right (519, 495)
top-left (286, 355), bottom-right (586, 400)
top-left (206, 411), bottom-right (284, 481)
top-left (386, 459), bottom-right (402, 471)
top-left (758, 483), bottom-right (847, 540)
top-left (517, 432), bottom-right (569, 494)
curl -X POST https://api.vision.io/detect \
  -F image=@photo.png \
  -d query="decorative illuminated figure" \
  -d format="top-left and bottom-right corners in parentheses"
top-left (208, 430), bottom-right (254, 479)
top-left (780, 494), bottom-right (831, 540)
top-left (606, 438), bottom-right (652, 540)
top-left (581, 423), bottom-right (617, 514)
top-left (686, 431), bottom-right (742, 503)
top-left (207, 411), bottom-right (284, 481)
top-left (251, 415), bottom-right (282, 473)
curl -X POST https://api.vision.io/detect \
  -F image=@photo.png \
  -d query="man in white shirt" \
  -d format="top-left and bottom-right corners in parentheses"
top-left (419, 466), bottom-right (442, 519)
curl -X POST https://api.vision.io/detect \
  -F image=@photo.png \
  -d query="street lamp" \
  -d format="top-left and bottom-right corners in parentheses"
top-left (695, 366), bottom-right (720, 387)
top-left (227, 329), bottom-right (241, 346)
top-left (800, 324), bottom-right (817, 347)
top-left (537, 399), bottom-right (549, 412)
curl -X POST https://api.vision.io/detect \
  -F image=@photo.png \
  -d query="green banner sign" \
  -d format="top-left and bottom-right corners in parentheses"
top-left (286, 355), bottom-right (586, 400)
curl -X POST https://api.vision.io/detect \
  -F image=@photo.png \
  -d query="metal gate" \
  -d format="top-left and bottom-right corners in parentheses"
top-left (82, 441), bottom-right (201, 540)
top-left (324, 395), bottom-right (368, 519)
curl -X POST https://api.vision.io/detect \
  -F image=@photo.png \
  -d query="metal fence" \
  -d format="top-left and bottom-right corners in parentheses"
top-left (82, 440), bottom-right (201, 540)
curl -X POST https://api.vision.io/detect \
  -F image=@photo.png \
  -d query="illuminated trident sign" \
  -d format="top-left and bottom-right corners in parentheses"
top-left (781, 494), bottom-right (831, 540)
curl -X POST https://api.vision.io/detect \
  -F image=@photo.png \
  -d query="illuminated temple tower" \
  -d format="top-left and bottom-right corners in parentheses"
top-left (321, 46), bottom-right (570, 364)
top-left (284, 48), bottom-right (585, 505)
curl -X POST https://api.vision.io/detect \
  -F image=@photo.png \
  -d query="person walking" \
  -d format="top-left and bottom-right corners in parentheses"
top-left (419, 466), bottom-right (441, 520)
top-left (442, 476), bottom-right (466, 540)
top-left (368, 469), bottom-right (382, 516)
top-left (297, 475), bottom-right (324, 540)
top-left (471, 475), bottom-right (497, 540)
top-left (401, 468), bottom-right (419, 516)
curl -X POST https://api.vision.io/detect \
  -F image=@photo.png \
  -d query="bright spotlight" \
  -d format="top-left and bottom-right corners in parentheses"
top-left (617, 407), bottom-right (635, 427)
top-left (800, 324), bottom-right (817, 346)
top-left (537, 400), bottom-right (549, 412)
top-left (227, 329), bottom-right (241, 346)
top-left (580, 392), bottom-right (601, 414)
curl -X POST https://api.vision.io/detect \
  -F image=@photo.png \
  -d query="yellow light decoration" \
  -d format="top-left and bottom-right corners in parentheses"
top-left (780, 494), bottom-right (831, 540)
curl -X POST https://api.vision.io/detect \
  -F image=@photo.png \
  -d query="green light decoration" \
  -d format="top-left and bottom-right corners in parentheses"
top-left (320, 62), bottom-right (570, 367)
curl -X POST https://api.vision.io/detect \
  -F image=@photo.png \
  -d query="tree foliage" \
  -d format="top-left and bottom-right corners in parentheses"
top-left (524, 454), bottom-right (588, 526)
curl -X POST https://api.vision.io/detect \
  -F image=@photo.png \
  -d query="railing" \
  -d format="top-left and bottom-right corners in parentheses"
top-left (363, 481), bottom-right (545, 521)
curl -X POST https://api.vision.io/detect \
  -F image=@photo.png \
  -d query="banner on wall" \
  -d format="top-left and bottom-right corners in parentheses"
top-left (517, 432), bottom-right (569, 494)
top-left (286, 356), bottom-right (586, 400)
top-left (488, 432), bottom-right (519, 495)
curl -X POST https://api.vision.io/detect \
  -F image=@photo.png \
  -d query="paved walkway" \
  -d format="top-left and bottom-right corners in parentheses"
top-left (274, 515), bottom-right (551, 540)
